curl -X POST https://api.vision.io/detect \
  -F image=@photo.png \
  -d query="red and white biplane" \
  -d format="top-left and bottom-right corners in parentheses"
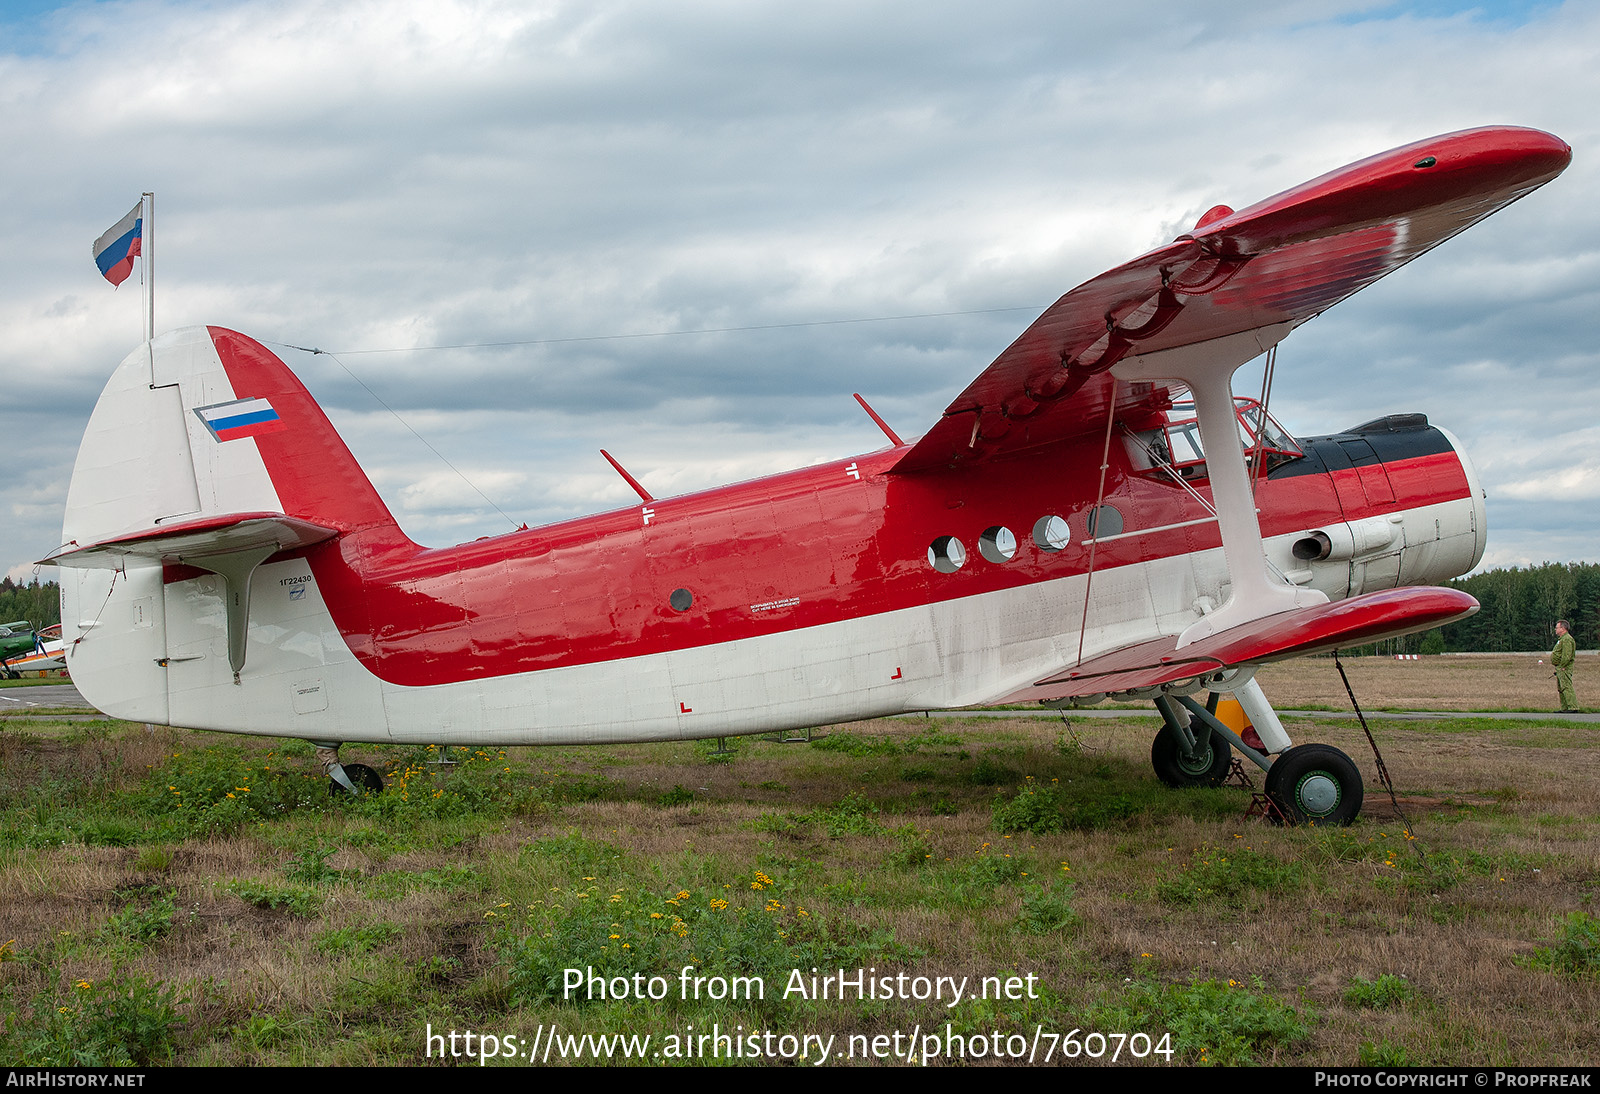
top-left (48, 126), bottom-right (1570, 821)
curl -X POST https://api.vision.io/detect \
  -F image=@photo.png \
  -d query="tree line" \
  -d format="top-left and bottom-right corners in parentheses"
top-left (0, 577), bottom-right (60, 631)
top-left (3, 563), bottom-right (1596, 654)
top-left (1292, 563), bottom-right (1598, 656)
top-left (1434, 562), bottom-right (1600, 653)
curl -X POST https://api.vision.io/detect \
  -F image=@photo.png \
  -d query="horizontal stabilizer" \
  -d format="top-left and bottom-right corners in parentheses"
top-left (44, 512), bottom-right (337, 570)
top-left (47, 511), bottom-right (339, 680)
top-left (1000, 586), bottom-right (1478, 703)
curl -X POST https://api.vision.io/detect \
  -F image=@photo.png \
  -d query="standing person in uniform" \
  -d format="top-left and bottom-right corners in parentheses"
top-left (1552, 620), bottom-right (1578, 712)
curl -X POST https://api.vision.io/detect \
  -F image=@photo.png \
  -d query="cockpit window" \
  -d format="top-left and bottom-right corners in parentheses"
top-left (1127, 397), bottom-right (1302, 485)
top-left (1238, 400), bottom-right (1297, 455)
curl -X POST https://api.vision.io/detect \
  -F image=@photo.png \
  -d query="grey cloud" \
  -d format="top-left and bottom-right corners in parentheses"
top-left (3, 0), bottom-right (1596, 579)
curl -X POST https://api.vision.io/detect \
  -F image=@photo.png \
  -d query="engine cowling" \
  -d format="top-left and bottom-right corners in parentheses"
top-left (1278, 417), bottom-right (1485, 601)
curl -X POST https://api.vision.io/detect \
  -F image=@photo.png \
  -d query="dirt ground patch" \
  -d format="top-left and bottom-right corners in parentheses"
top-left (1256, 654), bottom-right (1600, 712)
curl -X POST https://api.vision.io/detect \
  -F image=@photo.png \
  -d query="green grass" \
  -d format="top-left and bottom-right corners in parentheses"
top-left (315, 922), bottom-right (403, 955)
top-left (8, 975), bottom-right (186, 1066)
top-left (224, 879), bottom-right (323, 917)
top-left (1343, 973), bottom-right (1415, 1008)
top-left (3, 712), bottom-right (1598, 1066)
top-left (1089, 977), bottom-right (1311, 1066)
top-left (1155, 845), bottom-right (1306, 908)
top-left (1523, 913), bottom-right (1600, 977)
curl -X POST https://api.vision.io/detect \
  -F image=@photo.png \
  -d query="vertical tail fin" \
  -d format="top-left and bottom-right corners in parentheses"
top-left (60, 326), bottom-right (411, 555)
top-left (54, 327), bottom-right (412, 723)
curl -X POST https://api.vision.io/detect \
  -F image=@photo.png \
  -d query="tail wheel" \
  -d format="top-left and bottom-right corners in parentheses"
top-left (1151, 725), bottom-right (1233, 788)
top-left (1265, 744), bottom-right (1362, 826)
top-left (329, 762), bottom-right (385, 797)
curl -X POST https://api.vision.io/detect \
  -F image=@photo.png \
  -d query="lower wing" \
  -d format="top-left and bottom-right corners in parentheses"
top-left (998, 585), bottom-right (1476, 703)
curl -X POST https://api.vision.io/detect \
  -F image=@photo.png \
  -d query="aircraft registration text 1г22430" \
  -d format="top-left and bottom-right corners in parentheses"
top-left (46, 126), bottom-right (1571, 823)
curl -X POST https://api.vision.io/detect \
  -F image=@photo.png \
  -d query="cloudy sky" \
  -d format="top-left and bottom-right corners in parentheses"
top-left (2, 0), bottom-right (1595, 587)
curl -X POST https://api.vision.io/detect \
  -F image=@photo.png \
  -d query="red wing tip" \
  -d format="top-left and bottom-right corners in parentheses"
top-left (1188, 126), bottom-right (1570, 249)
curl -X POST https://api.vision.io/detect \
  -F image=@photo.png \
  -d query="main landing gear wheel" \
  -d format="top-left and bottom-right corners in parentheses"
top-left (330, 763), bottom-right (385, 797)
top-left (1151, 724), bottom-right (1233, 788)
top-left (1264, 744), bottom-right (1362, 826)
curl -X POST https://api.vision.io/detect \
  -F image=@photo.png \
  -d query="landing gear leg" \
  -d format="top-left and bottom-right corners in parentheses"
top-left (1146, 681), bottom-right (1366, 825)
top-left (313, 742), bottom-right (384, 797)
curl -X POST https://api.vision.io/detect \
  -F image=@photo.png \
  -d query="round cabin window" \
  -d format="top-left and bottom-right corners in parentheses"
top-left (979, 526), bottom-right (1018, 563)
top-left (927, 536), bottom-right (967, 574)
top-left (1032, 515), bottom-right (1070, 552)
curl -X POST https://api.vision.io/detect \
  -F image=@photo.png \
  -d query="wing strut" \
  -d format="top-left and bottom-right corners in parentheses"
top-left (1115, 324), bottom-right (1327, 647)
top-left (1250, 345), bottom-right (1277, 500)
top-left (1074, 376), bottom-right (1123, 666)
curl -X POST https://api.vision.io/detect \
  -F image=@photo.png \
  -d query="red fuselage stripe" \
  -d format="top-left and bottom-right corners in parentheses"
top-left (211, 328), bottom-right (1470, 687)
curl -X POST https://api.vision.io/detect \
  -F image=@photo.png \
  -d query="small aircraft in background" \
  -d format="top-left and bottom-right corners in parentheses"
top-left (2, 623), bottom-right (67, 678)
top-left (0, 621), bottom-right (67, 679)
top-left (0, 620), bottom-right (41, 663)
top-left (46, 126), bottom-right (1569, 822)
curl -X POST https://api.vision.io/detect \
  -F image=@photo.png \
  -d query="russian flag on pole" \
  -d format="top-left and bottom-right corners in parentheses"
top-left (92, 202), bottom-right (143, 286)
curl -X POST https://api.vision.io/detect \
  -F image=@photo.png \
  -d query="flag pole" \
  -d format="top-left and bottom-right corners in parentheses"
top-left (142, 191), bottom-right (155, 343)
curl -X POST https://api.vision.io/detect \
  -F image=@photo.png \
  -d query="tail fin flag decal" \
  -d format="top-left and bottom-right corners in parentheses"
top-left (195, 397), bottom-right (286, 442)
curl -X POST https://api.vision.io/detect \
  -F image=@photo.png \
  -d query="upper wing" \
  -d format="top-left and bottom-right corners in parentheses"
top-left (893, 126), bottom-right (1570, 473)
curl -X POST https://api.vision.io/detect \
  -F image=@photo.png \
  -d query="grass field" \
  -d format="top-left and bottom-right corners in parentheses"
top-left (1256, 653), bottom-right (1600, 712)
top-left (2, 668), bottom-right (1597, 1067)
